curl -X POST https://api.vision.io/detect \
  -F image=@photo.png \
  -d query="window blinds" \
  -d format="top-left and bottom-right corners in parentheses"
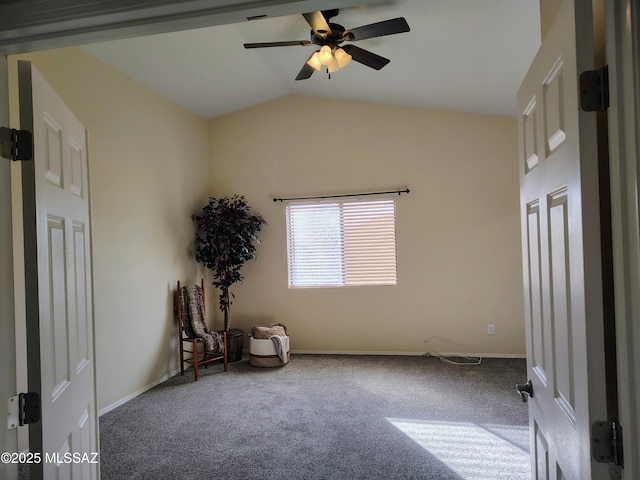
top-left (286, 198), bottom-right (398, 287)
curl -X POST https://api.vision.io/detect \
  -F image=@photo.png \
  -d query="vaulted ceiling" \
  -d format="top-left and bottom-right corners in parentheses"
top-left (80, 0), bottom-right (540, 119)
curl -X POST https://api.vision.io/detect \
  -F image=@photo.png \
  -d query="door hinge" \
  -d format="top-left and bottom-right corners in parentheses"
top-left (591, 419), bottom-right (624, 467)
top-left (0, 127), bottom-right (33, 161)
top-left (7, 393), bottom-right (41, 430)
top-left (580, 65), bottom-right (609, 112)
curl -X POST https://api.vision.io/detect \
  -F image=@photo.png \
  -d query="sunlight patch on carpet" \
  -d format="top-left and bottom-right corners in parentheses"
top-left (387, 418), bottom-right (530, 480)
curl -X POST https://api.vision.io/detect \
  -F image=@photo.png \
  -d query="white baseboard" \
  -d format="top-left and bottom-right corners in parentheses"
top-left (98, 368), bottom-right (180, 417)
top-left (290, 350), bottom-right (526, 358)
top-left (291, 350), bottom-right (427, 356)
top-left (426, 352), bottom-right (526, 359)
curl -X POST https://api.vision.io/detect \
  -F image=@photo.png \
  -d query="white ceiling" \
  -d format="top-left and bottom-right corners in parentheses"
top-left (81, 0), bottom-right (541, 120)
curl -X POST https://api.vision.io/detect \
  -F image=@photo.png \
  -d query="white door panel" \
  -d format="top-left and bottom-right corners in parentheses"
top-left (19, 61), bottom-right (98, 480)
top-left (518, 0), bottom-right (608, 478)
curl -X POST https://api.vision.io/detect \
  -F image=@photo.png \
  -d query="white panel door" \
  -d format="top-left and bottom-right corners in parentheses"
top-left (18, 61), bottom-right (98, 480)
top-left (518, 0), bottom-right (609, 478)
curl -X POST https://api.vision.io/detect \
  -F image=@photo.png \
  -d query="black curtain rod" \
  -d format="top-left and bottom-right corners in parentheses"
top-left (273, 188), bottom-right (410, 203)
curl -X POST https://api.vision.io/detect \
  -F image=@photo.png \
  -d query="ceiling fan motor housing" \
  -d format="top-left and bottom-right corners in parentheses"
top-left (311, 23), bottom-right (346, 47)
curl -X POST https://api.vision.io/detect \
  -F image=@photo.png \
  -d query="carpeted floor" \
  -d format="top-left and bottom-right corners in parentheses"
top-left (99, 354), bottom-right (530, 480)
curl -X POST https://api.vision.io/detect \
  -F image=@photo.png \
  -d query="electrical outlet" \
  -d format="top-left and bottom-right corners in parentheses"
top-left (487, 324), bottom-right (495, 335)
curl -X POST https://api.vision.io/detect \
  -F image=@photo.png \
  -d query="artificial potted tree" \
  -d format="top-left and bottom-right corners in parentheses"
top-left (192, 195), bottom-right (266, 362)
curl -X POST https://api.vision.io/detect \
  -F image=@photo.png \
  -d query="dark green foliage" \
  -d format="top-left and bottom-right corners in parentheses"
top-left (192, 195), bottom-right (266, 331)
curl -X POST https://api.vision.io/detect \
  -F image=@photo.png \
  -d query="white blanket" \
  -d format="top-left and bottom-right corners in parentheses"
top-left (269, 335), bottom-right (288, 363)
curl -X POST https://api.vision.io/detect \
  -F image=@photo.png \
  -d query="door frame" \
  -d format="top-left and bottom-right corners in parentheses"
top-left (0, 0), bottom-right (638, 478)
top-left (0, 53), bottom-right (18, 480)
top-left (605, 0), bottom-right (640, 478)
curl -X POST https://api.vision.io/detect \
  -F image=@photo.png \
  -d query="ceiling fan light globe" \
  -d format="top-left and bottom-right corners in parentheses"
top-left (307, 52), bottom-right (322, 71)
top-left (327, 56), bottom-right (340, 73)
top-left (318, 45), bottom-right (333, 65)
top-left (334, 48), bottom-right (352, 68)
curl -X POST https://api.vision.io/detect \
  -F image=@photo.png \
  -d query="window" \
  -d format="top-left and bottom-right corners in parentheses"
top-left (286, 198), bottom-right (398, 287)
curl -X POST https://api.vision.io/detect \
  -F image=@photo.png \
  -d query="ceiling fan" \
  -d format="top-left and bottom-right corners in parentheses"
top-left (243, 9), bottom-right (410, 80)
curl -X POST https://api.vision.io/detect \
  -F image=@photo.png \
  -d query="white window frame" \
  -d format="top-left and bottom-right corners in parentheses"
top-left (285, 197), bottom-right (398, 288)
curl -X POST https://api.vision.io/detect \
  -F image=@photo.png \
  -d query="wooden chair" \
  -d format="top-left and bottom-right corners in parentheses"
top-left (176, 279), bottom-right (227, 381)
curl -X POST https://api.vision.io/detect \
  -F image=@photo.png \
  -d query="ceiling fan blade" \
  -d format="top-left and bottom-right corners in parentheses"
top-left (341, 44), bottom-right (390, 70)
top-left (295, 64), bottom-right (316, 81)
top-left (343, 17), bottom-right (410, 42)
top-left (244, 40), bottom-right (312, 48)
top-left (295, 55), bottom-right (317, 80)
top-left (302, 11), bottom-right (332, 37)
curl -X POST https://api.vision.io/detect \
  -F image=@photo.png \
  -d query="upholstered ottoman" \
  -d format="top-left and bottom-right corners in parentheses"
top-left (249, 324), bottom-right (290, 367)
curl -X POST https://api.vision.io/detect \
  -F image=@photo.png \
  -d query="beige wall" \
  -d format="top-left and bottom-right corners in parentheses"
top-left (208, 95), bottom-right (525, 356)
top-left (9, 48), bottom-right (211, 412)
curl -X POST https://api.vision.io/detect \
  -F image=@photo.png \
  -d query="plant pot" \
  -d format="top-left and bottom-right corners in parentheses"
top-left (224, 328), bottom-right (244, 362)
